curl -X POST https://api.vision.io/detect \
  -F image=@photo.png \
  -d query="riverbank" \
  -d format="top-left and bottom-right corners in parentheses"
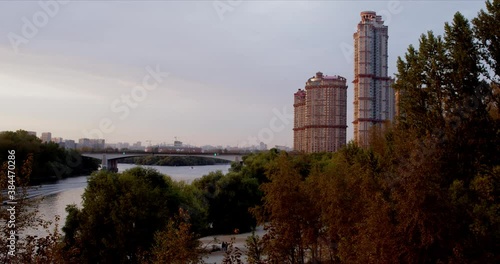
top-left (31, 164), bottom-right (231, 234)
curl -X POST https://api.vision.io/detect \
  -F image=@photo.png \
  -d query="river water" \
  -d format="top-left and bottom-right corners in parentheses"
top-left (25, 163), bottom-right (260, 263)
top-left (31, 163), bottom-right (231, 235)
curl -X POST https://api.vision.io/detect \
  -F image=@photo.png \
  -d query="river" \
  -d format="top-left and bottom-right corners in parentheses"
top-left (27, 163), bottom-right (260, 263)
top-left (31, 163), bottom-right (231, 235)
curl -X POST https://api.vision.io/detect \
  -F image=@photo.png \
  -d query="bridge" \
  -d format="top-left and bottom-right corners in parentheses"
top-left (81, 151), bottom-right (245, 172)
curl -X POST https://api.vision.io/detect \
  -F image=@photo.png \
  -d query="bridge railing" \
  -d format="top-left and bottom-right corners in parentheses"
top-left (80, 149), bottom-right (264, 155)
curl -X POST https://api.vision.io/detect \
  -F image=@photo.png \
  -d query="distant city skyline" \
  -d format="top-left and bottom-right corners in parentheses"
top-left (0, 1), bottom-right (486, 147)
top-left (17, 129), bottom-right (270, 150)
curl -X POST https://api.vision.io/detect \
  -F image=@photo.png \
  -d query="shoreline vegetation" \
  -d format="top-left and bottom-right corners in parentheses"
top-left (0, 130), bottom-right (100, 185)
top-left (118, 156), bottom-right (231, 167)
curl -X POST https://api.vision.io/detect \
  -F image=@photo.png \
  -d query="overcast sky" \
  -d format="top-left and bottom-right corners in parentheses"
top-left (0, 0), bottom-right (488, 147)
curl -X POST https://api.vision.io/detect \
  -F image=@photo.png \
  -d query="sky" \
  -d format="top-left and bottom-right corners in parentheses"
top-left (0, 0), bottom-right (488, 147)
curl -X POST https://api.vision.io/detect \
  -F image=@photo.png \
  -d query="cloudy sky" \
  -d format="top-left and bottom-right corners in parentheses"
top-left (0, 0), bottom-right (488, 147)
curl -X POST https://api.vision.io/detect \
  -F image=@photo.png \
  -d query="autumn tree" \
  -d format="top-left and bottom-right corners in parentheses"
top-left (150, 208), bottom-right (204, 264)
top-left (256, 152), bottom-right (321, 263)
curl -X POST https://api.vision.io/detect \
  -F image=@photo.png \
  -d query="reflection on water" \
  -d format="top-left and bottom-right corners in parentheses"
top-left (28, 164), bottom-right (230, 236)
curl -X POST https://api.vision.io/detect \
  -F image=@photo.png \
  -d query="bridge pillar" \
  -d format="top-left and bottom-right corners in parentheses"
top-left (102, 154), bottom-right (107, 169)
top-left (101, 154), bottom-right (118, 172)
top-left (107, 159), bottom-right (118, 173)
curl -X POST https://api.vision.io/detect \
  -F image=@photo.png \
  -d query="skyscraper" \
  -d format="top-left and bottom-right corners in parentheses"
top-left (353, 11), bottom-right (395, 147)
top-left (294, 72), bottom-right (347, 153)
top-left (293, 88), bottom-right (306, 151)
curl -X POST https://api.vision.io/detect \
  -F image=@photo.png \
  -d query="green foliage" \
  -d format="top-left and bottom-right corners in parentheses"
top-left (172, 180), bottom-right (210, 234)
top-left (62, 168), bottom-right (182, 263)
top-left (193, 170), bottom-right (261, 235)
top-left (0, 130), bottom-right (99, 183)
top-left (473, 0), bottom-right (500, 83)
top-left (239, 150), bottom-right (281, 184)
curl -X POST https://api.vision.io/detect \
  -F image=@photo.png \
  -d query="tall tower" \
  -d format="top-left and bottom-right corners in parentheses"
top-left (294, 72), bottom-right (347, 153)
top-left (293, 89), bottom-right (306, 151)
top-left (353, 11), bottom-right (395, 147)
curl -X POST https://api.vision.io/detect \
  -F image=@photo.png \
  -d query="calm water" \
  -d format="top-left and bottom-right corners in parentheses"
top-left (30, 164), bottom-right (230, 235)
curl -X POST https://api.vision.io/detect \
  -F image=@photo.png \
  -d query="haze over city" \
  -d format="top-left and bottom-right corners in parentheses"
top-left (0, 1), bottom-right (486, 146)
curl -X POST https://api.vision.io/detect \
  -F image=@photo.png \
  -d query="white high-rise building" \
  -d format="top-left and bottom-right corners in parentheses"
top-left (353, 11), bottom-right (395, 147)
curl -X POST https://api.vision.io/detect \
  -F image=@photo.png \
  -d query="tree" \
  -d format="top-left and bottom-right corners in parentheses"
top-left (0, 130), bottom-right (99, 184)
top-left (393, 9), bottom-right (500, 262)
top-left (150, 208), bottom-right (204, 264)
top-left (473, 0), bottom-right (500, 83)
top-left (256, 153), bottom-right (318, 263)
top-left (245, 231), bottom-right (265, 264)
top-left (193, 170), bottom-right (260, 235)
top-left (62, 167), bottom-right (183, 263)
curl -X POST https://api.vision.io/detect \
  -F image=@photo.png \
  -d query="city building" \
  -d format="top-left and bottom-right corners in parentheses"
top-left (294, 72), bottom-right (348, 153)
top-left (131, 141), bottom-right (142, 150)
top-left (52, 137), bottom-right (64, 143)
top-left (64, 140), bottom-right (76, 150)
top-left (353, 11), bottom-right (395, 147)
top-left (27, 131), bottom-right (36, 137)
top-left (78, 138), bottom-right (91, 149)
top-left (41, 132), bottom-right (52, 143)
top-left (90, 139), bottom-right (105, 149)
top-left (79, 138), bottom-right (105, 149)
top-left (52, 137), bottom-right (65, 148)
top-left (116, 142), bottom-right (130, 150)
top-left (259, 142), bottom-right (267, 151)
